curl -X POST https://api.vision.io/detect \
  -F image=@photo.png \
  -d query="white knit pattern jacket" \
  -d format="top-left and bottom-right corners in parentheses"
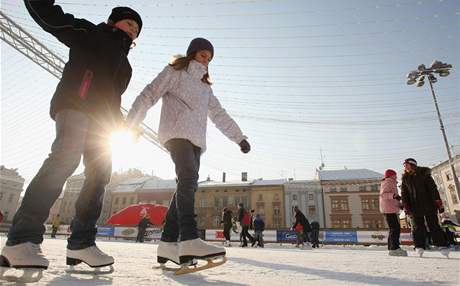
top-left (127, 60), bottom-right (247, 153)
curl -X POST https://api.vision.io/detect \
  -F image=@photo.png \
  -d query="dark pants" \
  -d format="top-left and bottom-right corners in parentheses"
top-left (240, 225), bottom-right (254, 246)
top-left (160, 139), bottom-right (201, 242)
top-left (136, 227), bottom-right (146, 243)
top-left (310, 229), bottom-right (319, 247)
top-left (412, 214), bottom-right (447, 249)
top-left (223, 225), bottom-right (232, 241)
top-left (254, 230), bottom-right (264, 247)
top-left (385, 213), bottom-right (401, 250)
top-left (7, 110), bottom-right (112, 250)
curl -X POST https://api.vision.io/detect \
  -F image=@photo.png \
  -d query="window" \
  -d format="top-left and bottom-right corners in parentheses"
top-left (330, 187), bottom-right (337, 192)
top-left (258, 194), bottom-right (263, 201)
top-left (213, 216), bottom-right (220, 227)
top-left (200, 199), bottom-right (207, 208)
top-left (222, 197), bottom-right (228, 207)
top-left (214, 197), bottom-right (220, 207)
top-left (122, 197), bottom-right (126, 205)
top-left (331, 197), bottom-right (349, 211)
top-left (308, 206), bottom-right (316, 216)
top-left (130, 197), bottom-right (135, 204)
top-left (274, 194), bottom-right (280, 201)
top-left (292, 194), bottom-right (297, 201)
top-left (309, 193), bottom-right (314, 201)
top-left (340, 187), bottom-right (348, 192)
top-left (449, 185), bottom-right (459, 204)
top-left (114, 197), bottom-right (119, 205)
top-left (361, 197), bottom-right (379, 211)
top-left (362, 198), bottom-right (370, 210)
top-left (445, 171), bottom-right (452, 181)
top-left (359, 185), bottom-right (367, 192)
top-left (371, 185), bottom-right (379, 192)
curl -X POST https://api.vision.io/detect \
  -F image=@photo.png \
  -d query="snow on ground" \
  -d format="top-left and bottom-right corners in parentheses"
top-left (1, 235), bottom-right (459, 286)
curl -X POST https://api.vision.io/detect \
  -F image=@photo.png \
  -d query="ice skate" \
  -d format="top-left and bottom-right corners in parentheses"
top-left (415, 248), bottom-right (424, 258)
top-left (154, 241), bottom-right (191, 271)
top-left (439, 247), bottom-right (450, 258)
top-left (0, 242), bottom-right (48, 283)
top-left (65, 245), bottom-right (114, 274)
top-left (223, 240), bottom-right (232, 247)
top-left (174, 238), bottom-right (227, 275)
top-left (301, 242), bottom-right (313, 250)
top-left (389, 248), bottom-right (408, 257)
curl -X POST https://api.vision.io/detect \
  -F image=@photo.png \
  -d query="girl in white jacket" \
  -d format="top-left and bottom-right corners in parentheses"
top-left (127, 38), bottom-right (250, 271)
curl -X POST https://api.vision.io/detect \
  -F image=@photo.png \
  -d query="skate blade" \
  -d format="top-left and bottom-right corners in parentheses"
top-left (174, 256), bottom-right (227, 275)
top-left (66, 265), bottom-right (114, 275)
top-left (0, 267), bottom-right (44, 283)
top-left (154, 259), bottom-right (197, 272)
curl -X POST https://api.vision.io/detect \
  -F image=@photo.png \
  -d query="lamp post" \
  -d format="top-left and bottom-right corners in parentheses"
top-left (406, 60), bottom-right (460, 200)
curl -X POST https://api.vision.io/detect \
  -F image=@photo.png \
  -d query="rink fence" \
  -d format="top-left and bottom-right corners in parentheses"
top-left (2, 224), bottom-right (458, 245)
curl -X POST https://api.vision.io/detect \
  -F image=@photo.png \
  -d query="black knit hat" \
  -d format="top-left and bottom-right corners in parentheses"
top-left (109, 7), bottom-right (143, 36)
top-left (403, 158), bottom-right (417, 166)
top-left (186, 38), bottom-right (214, 58)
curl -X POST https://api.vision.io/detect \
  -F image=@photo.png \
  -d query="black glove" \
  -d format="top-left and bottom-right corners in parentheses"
top-left (393, 194), bottom-right (402, 201)
top-left (239, 139), bottom-right (251, 153)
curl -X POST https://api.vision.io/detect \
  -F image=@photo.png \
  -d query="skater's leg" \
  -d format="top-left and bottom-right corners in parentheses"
top-left (425, 214), bottom-right (448, 247)
top-left (412, 216), bottom-right (427, 249)
top-left (7, 110), bottom-right (88, 246)
top-left (386, 214), bottom-right (400, 250)
top-left (68, 123), bottom-right (111, 250)
top-left (161, 193), bottom-right (180, 242)
top-left (167, 139), bottom-right (201, 242)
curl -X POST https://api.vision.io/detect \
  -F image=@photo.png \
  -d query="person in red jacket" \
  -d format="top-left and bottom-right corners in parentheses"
top-left (401, 158), bottom-right (449, 258)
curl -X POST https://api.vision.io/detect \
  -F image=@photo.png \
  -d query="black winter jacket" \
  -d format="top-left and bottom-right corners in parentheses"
top-left (25, 0), bottom-right (133, 128)
top-left (401, 167), bottom-right (441, 216)
top-left (292, 210), bottom-right (312, 232)
top-left (221, 210), bottom-right (233, 227)
top-left (138, 217), bottom-right (151, 229)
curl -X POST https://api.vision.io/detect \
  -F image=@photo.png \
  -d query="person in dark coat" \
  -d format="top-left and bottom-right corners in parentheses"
top-left (292, 206), bottom-right (312, 246)
top-left (401, 158), bottom-right (449, 257)
top-left (221, 208), bottom-right (233, 246)
top-left (136, 215), bottom-right (151, 243)
top-left (253, 214), bottom-right (265, 248)
top-left (310, 221), bottom-right (320, 248)
top-left (238, 203), bottom-right (254, 247)
top-left (3, 0), bottom-right (142, 268)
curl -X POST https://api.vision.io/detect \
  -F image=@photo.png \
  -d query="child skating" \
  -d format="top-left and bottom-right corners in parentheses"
top-left (126, 37), bottom-right (251, 274)
top-left (0, 1), bottom-right (142, 282)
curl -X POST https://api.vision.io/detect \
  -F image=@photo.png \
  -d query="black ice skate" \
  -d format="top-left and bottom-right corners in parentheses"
top-left (65, 245), bottom-right (114, 274)
top-left (174, 238), bottom-right (227, 275)
top-left (0, 242), bottom-right (48, 283)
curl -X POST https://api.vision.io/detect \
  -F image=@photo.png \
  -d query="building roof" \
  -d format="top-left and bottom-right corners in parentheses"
top-left (142, 179), bottom-right (177, 190)
top-left (252, 179), bottom-right (287, 186)
top-left (317, 169), bottom-right (383, 181)
top-left (112, 176), bottom-right (152, 193)
top-left (198, 180), bottom-right (252, 188)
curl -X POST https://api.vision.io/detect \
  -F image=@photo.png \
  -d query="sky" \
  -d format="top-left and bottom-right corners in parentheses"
top-left (1, 0), bottom-right (459, 187)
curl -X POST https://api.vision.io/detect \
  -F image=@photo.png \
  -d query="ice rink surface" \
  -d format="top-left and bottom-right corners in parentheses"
top-left (1, 236), bottom-right (459, 286)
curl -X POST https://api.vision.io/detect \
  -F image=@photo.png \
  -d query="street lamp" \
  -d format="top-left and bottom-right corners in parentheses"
top-left (406, 60), bottom-right (460, 201)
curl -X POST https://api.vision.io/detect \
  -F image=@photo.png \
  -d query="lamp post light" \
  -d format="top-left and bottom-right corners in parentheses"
top-left (406, 60), bottom-right (460, 200)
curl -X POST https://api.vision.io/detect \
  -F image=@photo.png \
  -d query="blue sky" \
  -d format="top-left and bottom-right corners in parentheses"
top-left (1, 0), bottom-right (459, 186)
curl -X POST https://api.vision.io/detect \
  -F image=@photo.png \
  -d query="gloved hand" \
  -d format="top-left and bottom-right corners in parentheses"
top-left (239, 139), bottom-right (251, 153)
top-left (402, 203), bottom-right (412, 216)
top-left (393, 193), bottom-right (402, 201)
top-left (435, 200), bottom-right (445, 214)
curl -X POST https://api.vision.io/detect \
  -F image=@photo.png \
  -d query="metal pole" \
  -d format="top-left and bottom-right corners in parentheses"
top-left (427, 79), bottom-right (460, 199)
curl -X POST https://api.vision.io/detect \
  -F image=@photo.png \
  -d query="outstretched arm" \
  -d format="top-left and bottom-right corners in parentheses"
top-left (208, 92), bottom-right (248, 149)
top-left (24, 0), bottom-right (95, 47)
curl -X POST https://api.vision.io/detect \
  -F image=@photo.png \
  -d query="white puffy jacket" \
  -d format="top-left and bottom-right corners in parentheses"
top-left (127, 60), bottom-right (247, 153)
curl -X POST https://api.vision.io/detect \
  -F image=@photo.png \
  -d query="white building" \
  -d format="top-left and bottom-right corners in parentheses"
top-left (0, 166), bottom-right (25, 222)
top-left (431, 153), bottom-right (460, 222)
top-left (284, 180), bottom-right (325, 228)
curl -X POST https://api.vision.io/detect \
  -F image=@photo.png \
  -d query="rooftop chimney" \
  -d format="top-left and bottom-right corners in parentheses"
top-left (242, 172), bottom-right (248, 182)
top-left (222, 172), bottom-right (226, 183)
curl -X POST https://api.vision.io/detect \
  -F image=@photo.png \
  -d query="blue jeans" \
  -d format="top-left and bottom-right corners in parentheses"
top-left (7, 110), bottom-right (112, 250)
top-left (161, 139), bottom-right (201, 242)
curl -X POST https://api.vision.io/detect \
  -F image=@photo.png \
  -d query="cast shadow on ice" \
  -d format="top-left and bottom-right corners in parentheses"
top-left (164, 270), bottom-right (247, 286)
top-left (231, 257), bottom-right (450, 286)
top-left (46, 270), bottom-right (113, 286)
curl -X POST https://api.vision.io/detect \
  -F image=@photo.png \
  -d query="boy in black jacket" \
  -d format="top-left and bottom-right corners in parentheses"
top-left (1, 0), bottom-right (142, 271)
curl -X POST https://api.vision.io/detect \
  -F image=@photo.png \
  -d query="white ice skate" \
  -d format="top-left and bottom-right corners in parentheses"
top-left (0, 242), bottom-right (48, 283)
top-left (388, 248), bottom-right (408, 257)
top-left (415, 248), bottom-right (424, 258)
top-left (439, 247), bottom-right (450, 259)
top-left (66, 245), bottom-right (114, 274)
top-left (224, 240), bottom-right (232, 247)
top-left (301, 242), bottom-right (313, 250)
top-left (154, 241), bottom-right (194, 271)
top-left (174, 238), bottom-right (227, 275)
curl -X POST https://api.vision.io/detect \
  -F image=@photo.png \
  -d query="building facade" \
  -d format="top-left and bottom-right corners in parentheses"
top-left (318, 169), bottom-right (385, 229)
top-left (0, 166), bottom-right (24, 222)
top-left (250, 179), bottom-right (286, 229)
top-left (431, 154), bottom-right (460, 222)
top-left (284, 180), bottom-right (325, 228)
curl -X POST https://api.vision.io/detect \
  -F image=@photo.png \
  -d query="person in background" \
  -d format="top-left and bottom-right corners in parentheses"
top-left (379, 169), bottom-right (407, 256)
top-left (253, 214), bottom-right (265, 248)
top-left (136, 214), bottom-right (151, 243)
top-left (401, 158), bottom-right (450, 258)
top-left (51, 215), bottom-right (61, 239)
top-left (221, 208), bottom-right (233, 247)
top-left (310, 221), bottom-right (320, 248)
